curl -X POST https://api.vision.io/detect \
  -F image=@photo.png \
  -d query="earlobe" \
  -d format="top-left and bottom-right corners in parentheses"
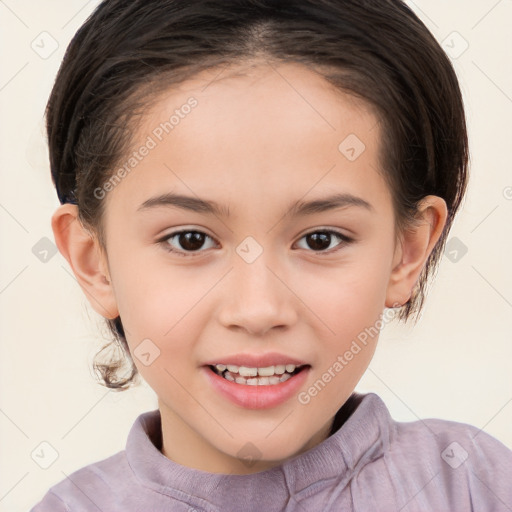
top-left (51, 204), bottom-right (119, 319)
top-left (385, 195), bottom-right (448, 308)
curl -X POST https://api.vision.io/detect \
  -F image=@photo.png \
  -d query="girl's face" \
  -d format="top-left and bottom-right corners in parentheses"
top-left (94, 62), bottom-right (416, 473)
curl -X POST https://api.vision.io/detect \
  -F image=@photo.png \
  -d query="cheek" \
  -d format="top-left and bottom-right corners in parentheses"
top-left (295, 256), bottom-right (391, 329)
top-left (292, 241), bottom-right (393, 374)
top-left (111, 262), bottom-right (213, 371)
top-left (110, 248), bottom-right (199, 330)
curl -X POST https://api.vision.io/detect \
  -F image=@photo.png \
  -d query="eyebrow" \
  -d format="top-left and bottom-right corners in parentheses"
top-left (136, 192), bottom-right (374, 217)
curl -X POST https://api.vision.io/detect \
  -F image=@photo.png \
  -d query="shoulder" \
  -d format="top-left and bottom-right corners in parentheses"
top-left (30, 489), bottom-right (69, 512)
top-left (394, 414), bottom-right (512, 467)
top-left (387, 414), bottom-right (512, 510)
top-left (29, 450), bottom-right (134, 512)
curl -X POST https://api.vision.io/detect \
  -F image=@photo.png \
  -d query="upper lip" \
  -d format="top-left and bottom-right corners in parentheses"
top-left (203, 352), bottom-right (309, 368)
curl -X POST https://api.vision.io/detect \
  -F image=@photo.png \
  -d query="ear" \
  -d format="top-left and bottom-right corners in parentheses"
top-left (51, 204), bottom-right (119, 319)
top-left (385, 195), bottom-right (448, 308)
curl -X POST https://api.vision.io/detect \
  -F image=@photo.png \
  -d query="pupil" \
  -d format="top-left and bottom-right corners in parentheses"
top-left (307, 232), bottom-right (330, 251)
top-left (180, 232), bottom-right (204, 250)
top-left (177, 232), bottom-right (332, 252)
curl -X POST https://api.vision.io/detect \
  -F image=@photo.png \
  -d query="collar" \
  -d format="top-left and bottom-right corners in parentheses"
top-left (126, 392), bottom-right (394, 509)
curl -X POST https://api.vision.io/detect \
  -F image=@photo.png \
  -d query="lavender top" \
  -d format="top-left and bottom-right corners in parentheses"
top-left (30, 392), bottom-right (512, 511)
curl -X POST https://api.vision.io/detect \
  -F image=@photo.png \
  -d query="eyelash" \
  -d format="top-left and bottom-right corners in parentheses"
top-left (157, 228), bottom-right (354, 257)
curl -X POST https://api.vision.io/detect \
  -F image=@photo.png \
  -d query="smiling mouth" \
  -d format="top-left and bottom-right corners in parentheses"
top-left (209, 363), bottom-right (309, 386)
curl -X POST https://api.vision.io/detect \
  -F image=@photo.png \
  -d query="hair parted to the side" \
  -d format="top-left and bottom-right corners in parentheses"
top-left (46, 0), bottom-right (469, 390)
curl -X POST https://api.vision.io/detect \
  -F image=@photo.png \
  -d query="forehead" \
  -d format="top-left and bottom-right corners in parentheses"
top-left (104, 61), bottom-right (389, 219)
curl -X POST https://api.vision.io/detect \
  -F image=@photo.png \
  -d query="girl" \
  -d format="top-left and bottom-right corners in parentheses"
top-left (31, 0), bottom-right (512, 510)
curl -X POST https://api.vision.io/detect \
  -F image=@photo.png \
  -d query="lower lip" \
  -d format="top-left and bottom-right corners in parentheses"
top-left (202, 366), bottom-right (310, 410)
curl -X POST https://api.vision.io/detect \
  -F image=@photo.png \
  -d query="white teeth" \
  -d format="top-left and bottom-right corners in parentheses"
top-left (257, 366), bottom-right (275, 376)
top-left (274, 365), bottom-right (286, 374)
top-left (239, 366), bottom-right (258, 377)
top-left (216, 364), bottom-right (299, 375)
top-left (241, 376), bottom-right (279, 386)
top-left (212, 362), bottom-right (306, 385)
top-left (218, 371), bottom-right (299, 385)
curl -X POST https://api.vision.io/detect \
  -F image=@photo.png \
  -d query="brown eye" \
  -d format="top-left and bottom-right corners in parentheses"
top-left (176, 232), bottom-right (206, 251)
top-left (296, 230), bottom-right (353, 253)
top-left (160, 230), bottom-right (217, 256)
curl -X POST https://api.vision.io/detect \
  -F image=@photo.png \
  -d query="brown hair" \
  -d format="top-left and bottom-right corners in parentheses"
top-left (46, 0), bottom-right (469, 390)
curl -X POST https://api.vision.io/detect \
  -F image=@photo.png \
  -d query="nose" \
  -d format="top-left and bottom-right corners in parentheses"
top-left (216, 249), bottom-right (298, 337)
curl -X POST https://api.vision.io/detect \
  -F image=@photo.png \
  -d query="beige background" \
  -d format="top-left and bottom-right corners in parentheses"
top-left (1, 1), bottom-right (511, 510)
